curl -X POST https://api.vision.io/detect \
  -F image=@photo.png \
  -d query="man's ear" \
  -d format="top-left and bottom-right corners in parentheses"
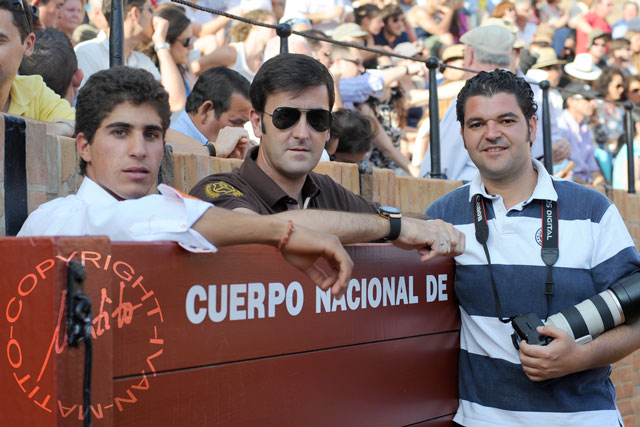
top-left (196, 100), bottom-right (214, 124)
top-left (72, 69), bottom-right (84, 89)
top-left (249, 108), bottom-right (263, 138)
top-left (22, 33), bottom-right (35, 58)
top-left (128, 5), bottom-right (141, 22)
top-left (529, 115), bottom-right (538, 144)
top-left (77, 132), bottom-right (92, 163)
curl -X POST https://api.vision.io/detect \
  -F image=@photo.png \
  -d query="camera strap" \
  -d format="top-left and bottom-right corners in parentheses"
top-left (472, 194), bottom-right (558, 323)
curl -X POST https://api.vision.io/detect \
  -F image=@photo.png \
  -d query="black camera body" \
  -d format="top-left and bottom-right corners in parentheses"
top-left (511, 313), bottom-right (552, 349)
top-left (510, 272), bottom-right (640, 350)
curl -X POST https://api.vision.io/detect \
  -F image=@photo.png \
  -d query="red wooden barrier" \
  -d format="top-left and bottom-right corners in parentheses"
top-left (1, 237), bottom-right (459, 426)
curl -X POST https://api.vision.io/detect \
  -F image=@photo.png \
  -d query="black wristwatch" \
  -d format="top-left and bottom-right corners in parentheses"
top-left (378, 206), bottom-right (402, 241)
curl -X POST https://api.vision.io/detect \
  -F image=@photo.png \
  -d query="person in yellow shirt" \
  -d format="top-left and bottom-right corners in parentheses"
top-left (0, 0), bottom-right (75, 136)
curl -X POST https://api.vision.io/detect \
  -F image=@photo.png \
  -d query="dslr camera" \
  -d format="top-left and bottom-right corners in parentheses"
top-left (511, 272), bottom-right (640, 349)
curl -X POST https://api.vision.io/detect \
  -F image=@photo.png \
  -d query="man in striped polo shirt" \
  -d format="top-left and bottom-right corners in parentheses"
top-left (426, 69), bottom-right (640, 426)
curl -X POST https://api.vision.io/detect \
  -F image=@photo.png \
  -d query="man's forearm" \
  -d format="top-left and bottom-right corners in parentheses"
top-left (193, 206), bottom-right (288, 247)
top-left (274, 210), bottom-right (389, 244)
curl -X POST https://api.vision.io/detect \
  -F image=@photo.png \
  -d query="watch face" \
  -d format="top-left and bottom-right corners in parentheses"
top-left (380, 206), bottom-right (401, 214)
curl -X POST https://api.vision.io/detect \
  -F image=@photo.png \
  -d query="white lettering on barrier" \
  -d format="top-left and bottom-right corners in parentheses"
top-left (426, 274), bottom-right (448, 302)
top-left (186, 275), bottom-right (448, 323)
top-left (185, 282), bottom-right (305, 324)
top-left (316, 276), bottom-right (418, 313)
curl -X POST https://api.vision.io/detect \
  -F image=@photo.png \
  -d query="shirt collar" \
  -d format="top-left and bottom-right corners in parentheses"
top-left (468, 158), bottom-right (558, 206)
top-left (76, 177), bottom-right (120, 206)
top-left (177, 110), bottom-right (208, 145)
top-left (239, 146), bottom-right (320, 209)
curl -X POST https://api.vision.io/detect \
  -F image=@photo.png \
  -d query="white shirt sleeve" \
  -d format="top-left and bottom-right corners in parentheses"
top-left (18, 184), bottom-right (217, 253)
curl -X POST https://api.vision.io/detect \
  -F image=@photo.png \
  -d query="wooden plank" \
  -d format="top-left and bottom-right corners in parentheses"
top-left (113, 333), bottom-right (459, 427)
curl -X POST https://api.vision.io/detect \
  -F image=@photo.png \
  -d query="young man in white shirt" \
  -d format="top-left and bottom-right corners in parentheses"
top-left (18, 66), bottom-right (353, 297)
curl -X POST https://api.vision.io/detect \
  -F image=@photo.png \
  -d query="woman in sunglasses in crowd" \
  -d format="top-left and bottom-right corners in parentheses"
top-left (147, 4), bottom-right (195, 113)
top-left (593, 67), bottom-right (626, 153)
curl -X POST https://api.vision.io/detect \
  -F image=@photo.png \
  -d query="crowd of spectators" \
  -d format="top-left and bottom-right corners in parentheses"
top-left (6, 0), bottom-right (640, 193)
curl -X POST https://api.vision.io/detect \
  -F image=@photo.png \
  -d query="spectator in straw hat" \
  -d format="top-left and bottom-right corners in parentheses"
top-left (564, 52), bottom-right (603, 82)
top-left (526, 47), bottom-right (566, 115)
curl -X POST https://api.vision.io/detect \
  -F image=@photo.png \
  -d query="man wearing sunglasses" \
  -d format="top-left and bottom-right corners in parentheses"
top-left (190, 54), bottom-right (465, 261)
top-left (0, 0), bottom-right (75, 136)
top-left (373, 4), bottom-right (411, 49)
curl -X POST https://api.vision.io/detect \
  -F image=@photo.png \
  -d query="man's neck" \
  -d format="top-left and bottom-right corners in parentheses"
top-left (482, 166), bottom-right (538, 210)
top-left (255, 152), bottom-right (307, 203)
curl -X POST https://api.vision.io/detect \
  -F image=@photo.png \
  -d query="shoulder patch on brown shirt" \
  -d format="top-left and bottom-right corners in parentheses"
top-left (205, 181), bottom-right (244, 199)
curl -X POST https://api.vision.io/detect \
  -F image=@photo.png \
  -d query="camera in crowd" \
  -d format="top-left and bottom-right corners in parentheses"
top-left (511, 272), bottom-right (640, 350)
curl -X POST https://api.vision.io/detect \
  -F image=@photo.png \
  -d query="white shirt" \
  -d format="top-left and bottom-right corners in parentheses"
top-left (75, 31), bottom-right (162, 88)
top-left (283, 0), bottom-right (346, 33)
top-left (419, 70), bottom-right (562, 180)
top-left (18, 178), bottom-right (216, 253)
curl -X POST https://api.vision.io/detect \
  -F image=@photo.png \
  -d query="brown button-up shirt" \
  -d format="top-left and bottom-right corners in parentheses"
top-left (189, 147), bottom-right (378, 214)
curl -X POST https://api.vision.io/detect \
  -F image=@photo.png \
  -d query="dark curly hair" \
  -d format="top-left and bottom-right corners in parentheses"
top-left (456, 69), bottom-right (538, 126)
top-left (75, 66), bottom-right (171, 175)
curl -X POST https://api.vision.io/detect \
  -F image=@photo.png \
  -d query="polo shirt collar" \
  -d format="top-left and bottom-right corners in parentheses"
top-left (468, 158), bottom-right (558, 206)
top-left (239, 146), bottom-right (320, 209)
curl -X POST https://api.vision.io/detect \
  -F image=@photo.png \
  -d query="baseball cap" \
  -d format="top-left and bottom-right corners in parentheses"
top-left (460, 25), bottom-right (515, 56)
top-left (562, 81), bottom-right (600, 103)
top-left (332, 23), bottom-right (368, 41)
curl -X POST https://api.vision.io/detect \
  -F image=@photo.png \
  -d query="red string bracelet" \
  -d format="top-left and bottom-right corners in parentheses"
top-left (276, 220), bottom-right (295, 252)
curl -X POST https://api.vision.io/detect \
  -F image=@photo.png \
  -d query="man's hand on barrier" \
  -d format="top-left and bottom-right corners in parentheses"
top-left (281, 225), bottom-right (353, 298)
top-left (519, 324), bottom-right (586, 381)
top-left (393, 218), bottom-right (465, 262)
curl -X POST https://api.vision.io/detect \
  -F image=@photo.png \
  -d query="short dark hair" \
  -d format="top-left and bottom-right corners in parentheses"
top-left (305, 29), bottom-right (328, 52)
top-left (102, 0), bottom-right (146, 25)
top-left (185, 67), bottom-right (250, 118)
top-left (0, 0), bottom-right (33, 41)
top-left (19, 28), bottom-right (76, 98)
top-left (250, 53), bottom-right (335, 114)
top-left (456, 69), bottom-right (538, 126)
top-left (330, 109), bottom-right (375, 154)
top-left (75, 66), bottom-right (171, 175)
top-left (354, 4), bottom-right (381, 25)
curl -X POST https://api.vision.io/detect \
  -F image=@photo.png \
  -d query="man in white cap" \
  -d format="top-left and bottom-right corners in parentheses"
top-left (419, 25), bottom-right (570, 181)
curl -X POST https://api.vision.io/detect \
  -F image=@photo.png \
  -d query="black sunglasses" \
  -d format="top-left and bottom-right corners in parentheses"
top-left (179, 36), bottom-right (192, 47)
top-left (343, 57), bottom-right (363, 67)
top-left (265, 107), bottom-right (332, 132)
top-left (12, 0), bottom-right (32, 33)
